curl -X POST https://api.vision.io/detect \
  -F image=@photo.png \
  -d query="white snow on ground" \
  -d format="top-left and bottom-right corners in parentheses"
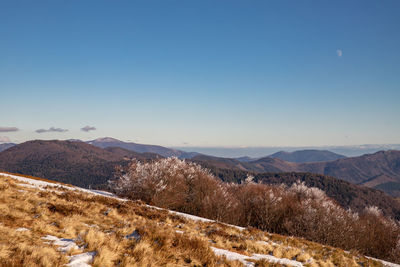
top-left (212, 247), bottom-right (253, 267)
top-left (89, 190), bottom-right (116, 197)
top-left (366, 257), bottom-right (400, 267)
top-left (169, 210), bottom-right (215, 223)
top-left (146, 204), bottom-right (247, 231)
top-left (211, 247), bottom-right (303, 267)
top-left (257, 240), bottom-right (293, 250)
top-left (0, 172), bottom-right (126, 201)
top-left (168, 209), bottom-right (246, 231)
top-left (15, 227), bottom-right (29, 232)
top-left (17, 183), bottom-right (44, 190)
top-left (41, 235), bottom-right (96, 266)
top-left (66, 252), bottom-right (96, 267)
top-left (251, 253), bottom-right (303, 267)
top-left (42, 235), bottom-right (80, 253)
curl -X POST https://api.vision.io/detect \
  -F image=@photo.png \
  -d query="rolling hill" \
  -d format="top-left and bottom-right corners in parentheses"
top-left (0, 140), bottom-right (158, 188)
top-left (269, 149), bottom-right (346, 163)
top-left (300, 150), bottom-right (400, 190)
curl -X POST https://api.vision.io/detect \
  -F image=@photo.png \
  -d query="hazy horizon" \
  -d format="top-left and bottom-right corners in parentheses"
top-left (175, 144), bottom-right (400, 158)
top-left (2, 136), bottom-right (400, 158)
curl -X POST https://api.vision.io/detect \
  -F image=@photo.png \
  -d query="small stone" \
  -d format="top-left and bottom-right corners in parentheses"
top-left (125, 230), bottom-right (141, 242)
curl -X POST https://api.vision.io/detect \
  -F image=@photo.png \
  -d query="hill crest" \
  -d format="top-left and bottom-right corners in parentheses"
top-left (269, 149), bottom-right (346, 163)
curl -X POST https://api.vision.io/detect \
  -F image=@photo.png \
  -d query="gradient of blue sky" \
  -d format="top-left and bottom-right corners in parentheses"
top-left (1, 0), bottom-right (399, 147)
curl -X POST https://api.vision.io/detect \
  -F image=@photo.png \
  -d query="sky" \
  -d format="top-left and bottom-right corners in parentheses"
top-left (1, 0), bottom-right (399, 147)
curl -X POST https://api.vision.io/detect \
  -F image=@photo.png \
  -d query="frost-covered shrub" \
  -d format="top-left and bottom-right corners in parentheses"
top-left (354, 206), bottom-right (400, 261)
top-left (109, 157), bottom-right (235, 221)
top-left (234, 183), bottom-right (297, 232)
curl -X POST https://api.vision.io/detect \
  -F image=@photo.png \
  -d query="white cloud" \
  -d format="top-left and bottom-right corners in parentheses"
top-left (0, 127), bottom-right (19, 132)
top-left (336, 49), bottom-right (343, 57)
top-left (0, 136), bottom-right (11, 143)
top-left (36, 127), bottom-right (68, 133)
top-left (81, 125), bottom-right (96, 132)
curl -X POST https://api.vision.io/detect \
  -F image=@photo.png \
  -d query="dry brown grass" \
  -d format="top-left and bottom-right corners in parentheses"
top-left (0, 174), bottom-right (386, 267)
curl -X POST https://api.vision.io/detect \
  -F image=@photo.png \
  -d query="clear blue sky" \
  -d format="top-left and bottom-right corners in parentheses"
top-left (1, 0), bottom-right (399, 147)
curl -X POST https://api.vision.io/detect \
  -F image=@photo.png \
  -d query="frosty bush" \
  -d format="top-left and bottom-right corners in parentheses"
top-left (109, 157), bottom-right (235, 221)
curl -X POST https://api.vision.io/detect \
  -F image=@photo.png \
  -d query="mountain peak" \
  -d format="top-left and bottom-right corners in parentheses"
top-left (92, 137), bottom-right (121, 143)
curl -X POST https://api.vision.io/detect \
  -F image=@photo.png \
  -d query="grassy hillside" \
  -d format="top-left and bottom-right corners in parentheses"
top-left (0, 172), bottom-right (392, 267)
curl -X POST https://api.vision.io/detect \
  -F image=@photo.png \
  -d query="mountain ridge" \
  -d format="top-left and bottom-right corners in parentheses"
top-left (87, 137), bottom-right (199, 159)
top-left (269, 149), bottom-right (346, 163)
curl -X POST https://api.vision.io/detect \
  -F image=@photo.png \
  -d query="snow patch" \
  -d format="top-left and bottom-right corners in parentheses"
top-left (145, 204), bottom-right (246, 231)
top-left (211, 247), bottom-right (303, 267)
top-left (169, 210), bottom-right (215, 223)
top-left (42, 235), bottom-right (80, 253)
top-left (212, 247), bottom-right (253, 267)
top-left (42, 235), bottom-right (96, 266)
top-left (366, 256), bottom-right (400, 267)
top-left (66, 252), bottom-right (96, 267)
top-left (1, 172), bottom-right (126, 201)
top-left (17, 183), bottom-right (44, 190)
top-left (15, 227), bottom-right (29, 232)
top-left (168, 209), bottom-right (245, 231)
top-left (251, 253), bottom-right (303, 267)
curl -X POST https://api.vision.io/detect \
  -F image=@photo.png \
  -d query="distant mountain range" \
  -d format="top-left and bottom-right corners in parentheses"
top-left (175, 144), bottom-right (400, 158)
top-left (1, 138), bottom-right (400, 196)
top-left (193, 150), bottom-right (400, 197)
